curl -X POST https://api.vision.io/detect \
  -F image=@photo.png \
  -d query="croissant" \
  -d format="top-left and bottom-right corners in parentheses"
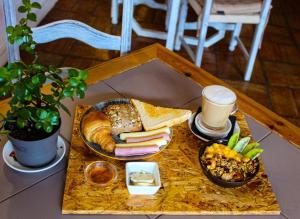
top-left (82, 110), bottom-right (116, 153)
top-left (90, 128), bottom-right (115, 152)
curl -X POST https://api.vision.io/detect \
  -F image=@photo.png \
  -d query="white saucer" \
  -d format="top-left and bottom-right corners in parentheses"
top-left (2, 136), bottom-right (66, 173)
top-left (195, 113), bottom-right (232, 138)
top-left (188, 113), bottom-right (240, 142)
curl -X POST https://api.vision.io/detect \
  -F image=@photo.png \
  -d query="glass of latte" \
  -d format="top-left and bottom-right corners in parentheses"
top-left (201, 85), bottom-right (236, 130)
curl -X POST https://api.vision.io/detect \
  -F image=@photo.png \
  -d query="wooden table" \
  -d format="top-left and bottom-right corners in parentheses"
top-left (0, 44), bottom-right (300, 219)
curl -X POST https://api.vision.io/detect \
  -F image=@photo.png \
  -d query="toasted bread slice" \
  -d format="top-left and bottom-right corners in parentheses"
top-left (131, 99), bottom-right (192, 131)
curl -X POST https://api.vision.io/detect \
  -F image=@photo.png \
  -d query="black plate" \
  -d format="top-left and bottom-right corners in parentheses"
top-left (199, 139), bottom-right (259, 188)
top-left (79, 98), bottom-right (172, 160)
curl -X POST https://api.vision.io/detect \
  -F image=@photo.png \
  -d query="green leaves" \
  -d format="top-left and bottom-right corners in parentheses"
top-left (1, 65), bottom-right (89, 134)
top-left (43, 122), bottom-right (53, 133)
top-left (32, 63), bottom-right (44, 71)
top-left (48, 111), bottom-right (59, 125)
top-left (65, 69), bottom-right (88, 99)
top-left (27, 12), bottom-right (37, 22)
top-left (5, 106), bottom-right (60, 133)
top-left (6, 26), bottom-right (14, 34)
top-left (76, 90), bottom-right (85, 98)
top-left (78, 82), bottom-right (87, 92)
top-left (31, 75), bottom-right (40, 84)
top-left (6, 23), bottom-right (37, 54)
top-left (31, 2), bottom-right (42, 9)
top-left (18, 6), bottom-right (27, 13)
top-left (78, 70), bottom-right (88, 80)
top-left (19, 108), bottom-right (31, 118)
top-left (36, 109), bottom-right (47, 119)
top-left (0, 67), bottom-right (16, 97)
top-left (68, 69), bottom-right (79, 77)
top-left (63, 88), bottom-right (73, 97)
top-left (22, 0), bottom-right (31, 6)
top-left (35, 122), bottom-right (42, 129)
top-left (7, 0), bottom-right (40, 55)
top-left (0, 86), bottom-right (11, 97)
top-left (17, 118), bottom-right (26, 128)
top-left (69, 78), bottom-right (78, 87)
top-left (34, 109), bottom-right (59, 133)
top-left (0, 1), bottom-right (88, 136)
top-left (0, 67), bottom-right (9, 81)
top-left (19, 0), bottom-right (41, 13)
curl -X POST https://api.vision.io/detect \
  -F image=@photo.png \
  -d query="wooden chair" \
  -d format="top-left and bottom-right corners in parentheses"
top-left (3, 0), bottom-right (134, 63)
top-left (111, 0), bottom-right (172, 41)
top-left (175, 0), bottom-right (272, 81)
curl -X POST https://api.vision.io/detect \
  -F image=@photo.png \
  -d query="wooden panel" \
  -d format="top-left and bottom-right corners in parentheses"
top-left (62, 105), bottom-right (279, 215)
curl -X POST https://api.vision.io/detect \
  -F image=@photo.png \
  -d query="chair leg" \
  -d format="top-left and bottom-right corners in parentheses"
top-left (175, 0), bottom-right (188, 51)
top-left (165, 0), bottom-right (170, 31)
top-left (3, 0), bottom-right (20, 62)
top-left (244, 0), bottom-right (272, 81)
top-left (120, 0), bottom-right (133, 54)
top-left (244, 33), bottom-right (260, 81)
top-left (111, 0), bottom-right (119, 24)
top-left (229, 23), bottom-right (242, 52)
top-left (195, 0), bottom-right (213, 67)
top-left (166, 0), bottom-right (181, 50)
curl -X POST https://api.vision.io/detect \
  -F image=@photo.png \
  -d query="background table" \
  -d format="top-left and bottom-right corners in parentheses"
top-left (0, 44), bottom-right (299, 219)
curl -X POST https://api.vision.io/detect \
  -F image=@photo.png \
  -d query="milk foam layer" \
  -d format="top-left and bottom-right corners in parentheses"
top-left (202, 85), bottom-right (236, 105)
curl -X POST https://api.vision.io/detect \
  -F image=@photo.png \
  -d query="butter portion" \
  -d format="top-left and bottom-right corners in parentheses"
top-left (129, 171), bottom-right (155, 186)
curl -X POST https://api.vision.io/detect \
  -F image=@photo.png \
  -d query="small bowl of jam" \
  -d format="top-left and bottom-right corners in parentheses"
top-left (84, 161), bottom-right (118, 187)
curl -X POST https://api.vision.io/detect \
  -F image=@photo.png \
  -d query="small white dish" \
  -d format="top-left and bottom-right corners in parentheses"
top-left (188, 113), bottom-right (240, 142)
top-left (2, 136), bottom-right (66, 173)
top-left (126, 162), bottom-right (161, 195)
top-left (195, 113), bottom-right (232, 138)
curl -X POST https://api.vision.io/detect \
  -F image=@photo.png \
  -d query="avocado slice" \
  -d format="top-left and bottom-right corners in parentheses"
top-left (245, 148), bottom-right (264, 160)
top-left (241, 142), bottom-right (260, 155)
top-left (233, 136), bottom-right (250, 152)
top-left (227, 132), bottom-right (240, 149)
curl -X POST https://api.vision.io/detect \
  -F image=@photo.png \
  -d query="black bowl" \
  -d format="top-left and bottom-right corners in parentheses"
top-left (199, 139), bottom-right (259, 188)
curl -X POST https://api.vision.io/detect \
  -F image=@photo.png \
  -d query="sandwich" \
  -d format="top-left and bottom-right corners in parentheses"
top-left (131, 99), bottom-right (192, 131)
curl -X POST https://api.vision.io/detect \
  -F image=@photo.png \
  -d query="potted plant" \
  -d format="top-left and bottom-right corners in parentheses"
top-left (0, 0), bottom-right (88, 167)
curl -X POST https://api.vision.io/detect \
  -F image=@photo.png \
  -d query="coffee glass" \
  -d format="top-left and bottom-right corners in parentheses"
top-left (201, 85), bottom-right (236, 130)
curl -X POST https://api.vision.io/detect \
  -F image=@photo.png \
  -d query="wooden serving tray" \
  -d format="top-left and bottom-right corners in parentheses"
top-left (62, 105), bottom-right (280, 215)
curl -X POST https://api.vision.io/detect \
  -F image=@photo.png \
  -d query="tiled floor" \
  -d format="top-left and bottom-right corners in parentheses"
top-left (21, 0), bottom-right (300, 127)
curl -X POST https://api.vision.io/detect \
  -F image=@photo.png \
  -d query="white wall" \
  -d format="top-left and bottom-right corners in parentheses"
top-left (0, 0), bottom-right (58, 66)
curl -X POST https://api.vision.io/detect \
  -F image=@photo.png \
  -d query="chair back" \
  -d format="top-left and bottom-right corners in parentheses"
top-left (189, 0), bottom-right (271, 24)
top-left (3, 0), bottom-right (133, 63)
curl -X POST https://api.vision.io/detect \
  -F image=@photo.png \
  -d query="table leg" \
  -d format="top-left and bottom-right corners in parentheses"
top-left (166, 0), bottom-right (181, 50)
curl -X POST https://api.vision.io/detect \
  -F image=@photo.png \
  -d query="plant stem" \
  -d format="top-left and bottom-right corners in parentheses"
top-left (33, 53), bottom-right (38, 64)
